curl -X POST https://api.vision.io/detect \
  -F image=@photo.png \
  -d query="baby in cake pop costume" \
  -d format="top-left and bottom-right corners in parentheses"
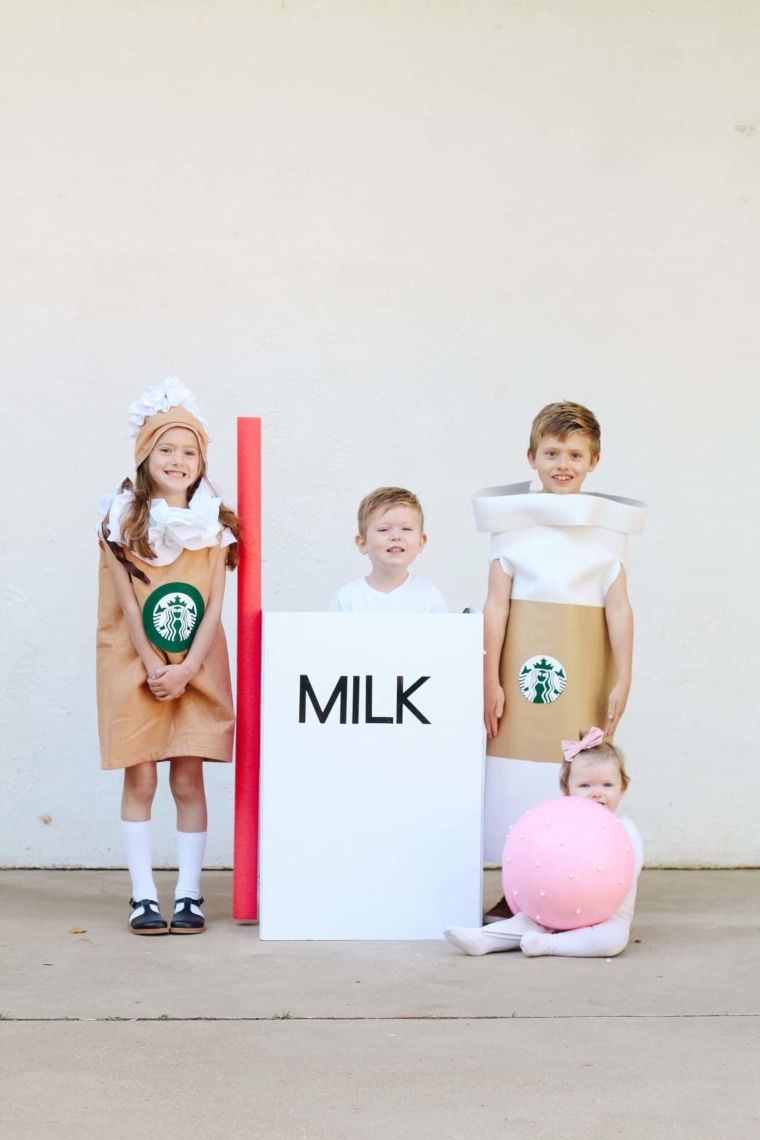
top-left (444, 731), bottom-right (643, 957)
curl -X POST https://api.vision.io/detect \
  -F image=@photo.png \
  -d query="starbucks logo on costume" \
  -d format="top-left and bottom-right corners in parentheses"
top-left (142, 582), bottom-right (205, 653)
top-left (518, 654), bottom-right (567, 705)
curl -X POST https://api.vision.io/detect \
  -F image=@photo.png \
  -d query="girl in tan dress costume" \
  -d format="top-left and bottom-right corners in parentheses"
top-left (97, 380), bottom-right (240, 935)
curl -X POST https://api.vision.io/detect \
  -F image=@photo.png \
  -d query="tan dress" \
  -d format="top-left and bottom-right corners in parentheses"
top-left (96, 541), bottom-right (235, 770)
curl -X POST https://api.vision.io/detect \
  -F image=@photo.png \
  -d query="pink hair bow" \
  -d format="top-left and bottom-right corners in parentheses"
top-left (561, 726), bottom-right (604, 763)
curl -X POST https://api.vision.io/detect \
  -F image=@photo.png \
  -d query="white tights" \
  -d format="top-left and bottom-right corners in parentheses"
top-left (486, 911), bottom-right (633, 957)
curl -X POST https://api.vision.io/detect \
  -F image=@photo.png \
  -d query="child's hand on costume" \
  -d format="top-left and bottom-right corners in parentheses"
top-left (484, 680), bottom-right (505, 738)
top-left (605, 681), bottom-right (630, 738)
top-left (148, 663), bottom-right (190, 701)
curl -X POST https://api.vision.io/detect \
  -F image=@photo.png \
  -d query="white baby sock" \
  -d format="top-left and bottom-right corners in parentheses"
top-left (175, 830), bottom-right (207, 900)
top-left (443, 925), bottom-right (523, 956)
top-left (120, 819), bottom-right (158, 902)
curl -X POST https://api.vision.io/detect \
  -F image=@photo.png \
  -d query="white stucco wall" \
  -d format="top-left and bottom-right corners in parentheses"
top-left (2, 1), bottom-right (758, 868)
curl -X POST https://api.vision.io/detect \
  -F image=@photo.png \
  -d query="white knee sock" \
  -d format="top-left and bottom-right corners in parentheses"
top-left (121, 820), bottom-right (157, 902)
top-left (175, 831), bottom-right (207, 900)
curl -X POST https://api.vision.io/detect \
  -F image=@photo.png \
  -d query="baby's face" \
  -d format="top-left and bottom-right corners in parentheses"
top-left (566, 758), bottom-right (624, 813)
top-left (528, 431), bottom-right (599, 494)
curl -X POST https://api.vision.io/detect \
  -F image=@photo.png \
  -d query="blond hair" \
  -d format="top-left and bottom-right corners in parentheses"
top-left (529, 401), bottom-right (601, 459)
top-left (559, 740), bottom-right (630, 794)
top-left (356, 487), bottom-right (424, 539)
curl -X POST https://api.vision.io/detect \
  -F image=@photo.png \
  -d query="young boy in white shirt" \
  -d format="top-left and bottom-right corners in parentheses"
top-left (329, 486), bottom-right (448, 613)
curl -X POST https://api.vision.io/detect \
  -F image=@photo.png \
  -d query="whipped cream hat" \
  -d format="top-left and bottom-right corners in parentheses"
top-left (128, 378), bottom-right (210, 467)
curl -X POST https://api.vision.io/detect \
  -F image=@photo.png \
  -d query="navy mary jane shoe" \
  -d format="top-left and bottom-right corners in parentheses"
top-left (170, 896), bottom-right (206, 934)
top-left (128, 898), bottom-right (169, 935)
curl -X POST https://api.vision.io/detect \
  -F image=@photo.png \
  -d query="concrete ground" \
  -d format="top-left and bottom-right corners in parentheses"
top-left (1, 869), bottom-right (758, 1140)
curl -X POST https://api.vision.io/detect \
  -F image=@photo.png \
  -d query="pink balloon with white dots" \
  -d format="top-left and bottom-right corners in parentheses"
top-left (502, 797), bottom-right (635, 930)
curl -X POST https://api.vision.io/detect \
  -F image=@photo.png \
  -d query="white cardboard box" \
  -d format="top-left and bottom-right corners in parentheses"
top-left (259, 613), bottom-right (484, 939)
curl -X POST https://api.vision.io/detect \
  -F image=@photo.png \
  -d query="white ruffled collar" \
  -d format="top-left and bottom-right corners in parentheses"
top-left (98, 478), bottom-right (235, 566)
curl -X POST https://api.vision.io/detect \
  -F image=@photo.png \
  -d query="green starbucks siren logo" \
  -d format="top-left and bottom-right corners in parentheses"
top-left (143, 582), bottom-right (205, 653)
top-left (518, 654), bottom-right (567, 705)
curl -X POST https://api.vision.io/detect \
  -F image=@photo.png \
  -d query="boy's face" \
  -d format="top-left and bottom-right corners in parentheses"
top-left (565, 759), bottom-right (624, 814)
top-left (355, 505), bottom-right (427, 571)
top-left (528, 431), bottom-right (599, 494)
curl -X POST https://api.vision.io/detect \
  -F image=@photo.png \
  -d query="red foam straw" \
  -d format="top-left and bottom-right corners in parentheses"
top-left (233, 417), bottom-right (262, 919)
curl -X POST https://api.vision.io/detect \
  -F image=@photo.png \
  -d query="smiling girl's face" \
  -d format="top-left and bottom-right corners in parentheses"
top-left (147, 427), bottom-right (201, 506)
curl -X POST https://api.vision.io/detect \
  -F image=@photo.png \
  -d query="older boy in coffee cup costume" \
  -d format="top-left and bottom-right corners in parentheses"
top-left (473, 403), bottom-right (647, 898)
